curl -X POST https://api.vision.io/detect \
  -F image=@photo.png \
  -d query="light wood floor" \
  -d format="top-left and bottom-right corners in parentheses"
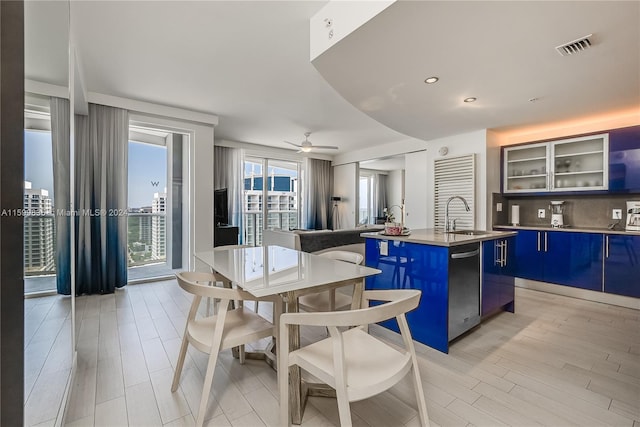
top-left (51, 280), bottom-right (640, 426)
top-left (24, 293), bottom-right (73, 427)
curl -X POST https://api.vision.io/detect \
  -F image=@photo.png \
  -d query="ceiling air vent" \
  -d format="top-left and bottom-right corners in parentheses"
top-left (555, 34), bottom-right (593, 56)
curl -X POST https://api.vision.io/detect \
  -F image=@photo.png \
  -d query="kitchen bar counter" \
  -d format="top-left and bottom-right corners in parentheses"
top-left (495, 224), bottom-right (640, 236)
top-left (363, 229), bottom-right (517, 352)
top-left (361, 228), bottom-right (516, 247)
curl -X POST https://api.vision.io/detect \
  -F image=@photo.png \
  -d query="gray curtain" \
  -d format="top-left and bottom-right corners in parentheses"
top-left (304, 158), bottom-right (332, 230)
top-left (75, 103), bottom-right (129, 294)
top-left (50, 97), bottom-right (71, 295)
top-left (214, 146), bottom-right (243, 239)
top-left (375, 173), bottom-right (388, 218)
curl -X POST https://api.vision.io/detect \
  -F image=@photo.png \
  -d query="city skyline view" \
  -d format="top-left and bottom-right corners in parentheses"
top-left (25, 132), bottom-right (168, 210)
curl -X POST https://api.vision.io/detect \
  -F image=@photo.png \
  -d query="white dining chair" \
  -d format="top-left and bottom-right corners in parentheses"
top-left (172, 271), bottom-right (279, 427)
top-left (297, 250), bottom-right (364, 312)
top-left (278, 289), bottom-right (430, 427)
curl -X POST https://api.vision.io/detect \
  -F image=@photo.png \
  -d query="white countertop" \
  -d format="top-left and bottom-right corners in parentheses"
top-left (195, 245), bottom-right (381, 298)
top-left (361, 228), bottom-right (517, 247)
top-left (495, 225), bottom-right (640, 236)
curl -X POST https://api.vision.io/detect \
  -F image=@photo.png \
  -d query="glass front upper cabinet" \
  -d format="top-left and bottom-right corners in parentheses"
top-left (503, 134), bottom-right (609, 193)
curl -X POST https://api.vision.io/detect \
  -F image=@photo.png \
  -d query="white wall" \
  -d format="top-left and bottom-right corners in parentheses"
top-left (216, 138), bottom-right (333, 162)
top-left (386, 169), bottom-right (404, 211)
top-left (333, 137), bottom-right (427, 166)
top-left (333, 163), bottom-right (357, 229)
top-left (423, 130), bottom-right (488, 229)
top-left (129, 113), bottom-right (215, 272)
top-left (404, 151), bottom-right (428, 229)
top-left (486, 130), bottom-right (504, 227)
top-left (334, 130), bottom-right (491, 231)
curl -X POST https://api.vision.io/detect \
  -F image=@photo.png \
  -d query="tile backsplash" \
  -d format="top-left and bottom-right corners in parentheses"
top-left (493, 193), bottom-right (639, 229)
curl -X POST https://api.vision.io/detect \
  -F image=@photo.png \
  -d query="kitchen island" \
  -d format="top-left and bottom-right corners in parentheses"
top-left (362, 228), bottom-right (517, 353)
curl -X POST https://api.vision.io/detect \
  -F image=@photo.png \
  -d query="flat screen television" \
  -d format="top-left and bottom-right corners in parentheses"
top-left (214, 188), bottom-right (229, 226)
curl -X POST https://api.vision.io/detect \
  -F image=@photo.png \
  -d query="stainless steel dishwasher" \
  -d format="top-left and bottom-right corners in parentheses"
top-left (448, 242), bottom-right (481, 341)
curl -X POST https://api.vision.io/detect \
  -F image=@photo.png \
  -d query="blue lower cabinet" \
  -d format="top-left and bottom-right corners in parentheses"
top-left (497, 237), bottom-right (516, 312)
top-left (604, 234), bottom-right (640, 297)
top-left (514, 230), bottom-right (603, 291)
top-left (514, 230), bottom-right (545, 281)
top-left (482, 237), bottom-right (515, 317)
top-left (544, 231), bottom-right (603, 291)
top-left (365, 238), bottom-right (449, 353)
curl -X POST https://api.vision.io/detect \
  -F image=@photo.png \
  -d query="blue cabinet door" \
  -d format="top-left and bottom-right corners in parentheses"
top-left (482, 240), bottom-right (501, 316)
top-left (604, 234), bottom-right (640, 297)
top-left (365, 239), bottom-right (450, 353)
top-left (544, 232), bottom-right (603, 291)
top-left (514, 230), bottom-right (544, 281)
top-left (609, 125), bottom-right (640, 193)
top-left (497, 236), bottom-right (516, 311)
top-left (482, 237), bottom-right (516, 317)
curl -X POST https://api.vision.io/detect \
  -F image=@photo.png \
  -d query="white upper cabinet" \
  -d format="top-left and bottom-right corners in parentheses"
top-left (504, 142), bottom-right (550, 192)
top-left (503, 134), bottom-right (609, 193)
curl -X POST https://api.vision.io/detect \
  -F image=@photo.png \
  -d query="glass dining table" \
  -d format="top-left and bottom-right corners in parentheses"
top-left (195, 245), bottom-right (381, 425)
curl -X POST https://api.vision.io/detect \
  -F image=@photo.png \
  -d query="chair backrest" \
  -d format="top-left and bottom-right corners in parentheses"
top-left (280, 289), bottom-right (420, 328)
top-left (318, 250), bottom-right (364, 265)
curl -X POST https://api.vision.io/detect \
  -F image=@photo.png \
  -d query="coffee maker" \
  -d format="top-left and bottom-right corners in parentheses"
top-left (549, 201), bottom-right (565, 227)
top-left (626, 201), bottom-right (640, 231)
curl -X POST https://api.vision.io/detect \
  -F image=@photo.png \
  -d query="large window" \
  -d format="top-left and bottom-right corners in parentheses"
top-left (127, 140), bottom-right (167, 268)
top-left (359, 173), bottom-right (373, 225)
top-left (243, 157), bottom-right (300, 246)
top-left (127, 127), bottom-right (185, 281)
top-left (24, 103), bottom-right (57, 294)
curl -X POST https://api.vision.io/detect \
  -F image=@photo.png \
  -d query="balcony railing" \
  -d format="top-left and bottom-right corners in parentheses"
top-left (23, 212), bottom-right (171, 293)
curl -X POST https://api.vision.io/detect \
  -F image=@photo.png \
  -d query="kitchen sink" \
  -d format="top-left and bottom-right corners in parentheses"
top-left (447, 230), bottom-right (493, 236)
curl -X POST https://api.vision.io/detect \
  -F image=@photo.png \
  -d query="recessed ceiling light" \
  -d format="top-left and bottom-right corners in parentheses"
top-left (424, 76), bottom-right (439, 84)
top-left (463, 97), bottom-right (477, 103)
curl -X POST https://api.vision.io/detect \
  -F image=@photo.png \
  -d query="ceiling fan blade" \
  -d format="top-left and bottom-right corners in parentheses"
top-left (310, 145), bottom-right (339, 150)
top-left (284, 140), bottom-right (302, 148)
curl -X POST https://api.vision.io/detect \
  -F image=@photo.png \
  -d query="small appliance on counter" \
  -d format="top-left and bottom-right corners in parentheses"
top-left (626, 201), bottom-right (640, 231)
top-left (511, 205), bottom-right (520, 226)
top-left (549, 201), bottom-right (565, 228)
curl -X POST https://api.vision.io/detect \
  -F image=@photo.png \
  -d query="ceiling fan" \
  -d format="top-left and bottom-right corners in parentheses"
top-left (284, 132), bottom-right (338, 153)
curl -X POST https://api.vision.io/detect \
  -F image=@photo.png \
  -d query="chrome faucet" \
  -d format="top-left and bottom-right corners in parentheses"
top-left (445, 196), bottom-right (470, 232)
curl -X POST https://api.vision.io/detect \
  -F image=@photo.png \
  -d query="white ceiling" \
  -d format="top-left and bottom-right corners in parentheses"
top-left (67, 0), bottom-right (409, 154)
top-left (25, 1), bottom-right (69, 87)
top-left (313, 1), bottom-right (640, 141)
top-left (26, 1), bottom-right (639, 156)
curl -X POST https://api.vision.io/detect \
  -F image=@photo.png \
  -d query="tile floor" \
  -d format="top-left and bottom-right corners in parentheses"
top-left (26, 280), bottom-right (640, 426)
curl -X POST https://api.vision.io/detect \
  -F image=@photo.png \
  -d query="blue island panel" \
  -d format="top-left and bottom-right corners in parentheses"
top-left (365, 238), bottom-right (450, 353)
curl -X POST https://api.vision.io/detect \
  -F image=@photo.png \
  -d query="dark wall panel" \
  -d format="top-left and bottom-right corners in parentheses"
top-left (0, 1), bottom-right (25, 425)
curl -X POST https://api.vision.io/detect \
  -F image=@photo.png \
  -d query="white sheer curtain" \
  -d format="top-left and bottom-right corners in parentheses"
top-left (75, 103), bottom-right (129, 294)
top-left (304, 158), bottom-right (333, 230)
top-left (214, 146), bottom-right (243, 234)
